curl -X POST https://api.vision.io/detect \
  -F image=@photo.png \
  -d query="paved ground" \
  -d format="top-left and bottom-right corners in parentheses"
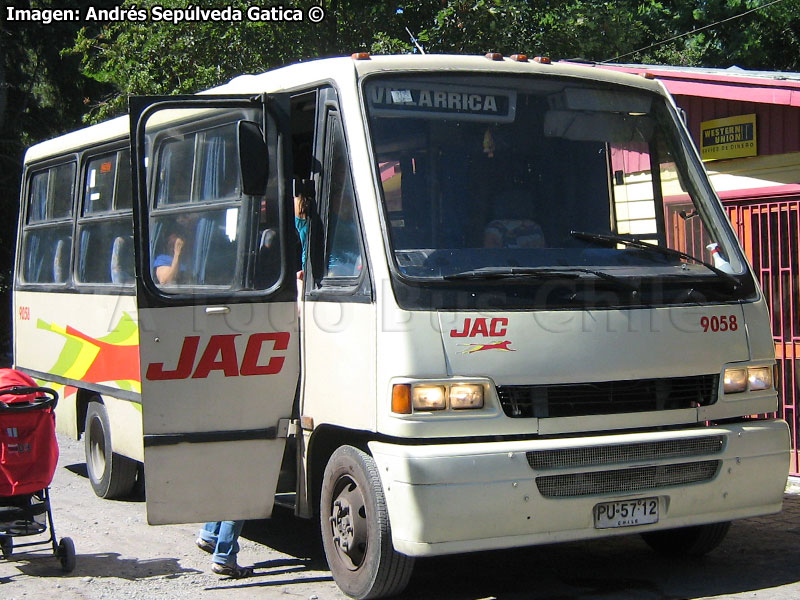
top-left (2, 434), bottom-right (800, 599)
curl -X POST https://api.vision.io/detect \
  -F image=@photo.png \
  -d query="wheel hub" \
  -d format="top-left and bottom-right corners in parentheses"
top-left (329, 479), bottom-right (367, 570)
top-left (331, 499), bottom-right (355, 551)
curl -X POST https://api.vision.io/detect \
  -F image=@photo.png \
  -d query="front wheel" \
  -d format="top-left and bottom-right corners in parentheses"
top-left (320, 446), bottom-right (414, 599)
top-left (641, 521), bottom-right (731, 556)
top-left (57, 537), bottom-right (76, 572)
top-left (84, 402), bottom-right (138, 499)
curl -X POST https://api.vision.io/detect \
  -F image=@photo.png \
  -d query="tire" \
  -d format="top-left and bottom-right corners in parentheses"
top-left (641, 521), bottom-right (731, 556)
top-left (320, 446), bottom-right (414, 599)
top-left (57, 537), bottom-right (76, 573)
top-left (85, 402), bottom-right (138, 499)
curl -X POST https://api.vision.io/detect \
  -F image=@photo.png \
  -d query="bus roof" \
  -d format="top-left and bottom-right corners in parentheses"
top-left (24, 54), bottom-right (666, 164)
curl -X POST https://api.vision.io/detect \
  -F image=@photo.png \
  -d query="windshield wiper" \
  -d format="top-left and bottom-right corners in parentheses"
top-left (442, 266), bottom-right (640, 293)
top-left (570, 230), bottom-right (740, 289)
top-left (443, 267), bottom-right (577, 280)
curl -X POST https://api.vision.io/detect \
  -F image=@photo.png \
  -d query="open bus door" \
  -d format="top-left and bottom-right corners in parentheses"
top-left (129, 95), bottom-right (299, 525)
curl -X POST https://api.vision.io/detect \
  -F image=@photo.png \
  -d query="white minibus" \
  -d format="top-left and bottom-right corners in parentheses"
top-left (14, 54), bottom-right (790, 599)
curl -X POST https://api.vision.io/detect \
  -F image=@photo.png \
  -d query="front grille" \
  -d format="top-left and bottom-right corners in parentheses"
top-left (497, 375), bottom-right (718, 418)
top-left (536, 460), bottom-right (720, 498)
top-left (526, 435), bottom-right (725, 470)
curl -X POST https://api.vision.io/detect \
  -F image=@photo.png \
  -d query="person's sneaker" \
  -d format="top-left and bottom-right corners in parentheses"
top-left (195, 538), bottom-right (214, 554)
top-left (211, 563), bottom-right (253, 578)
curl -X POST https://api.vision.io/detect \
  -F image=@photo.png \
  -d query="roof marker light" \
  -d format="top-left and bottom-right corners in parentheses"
top-left (533, 56), bottom-right (551, 64)
top-left (485, 52), bottom-right (503, 61)
top-left (642, 72), bottom-right (656, 79)
top-left (510, 54), bottom-right (528, 62)
top-left (351, 52), bottom-right (371, 60)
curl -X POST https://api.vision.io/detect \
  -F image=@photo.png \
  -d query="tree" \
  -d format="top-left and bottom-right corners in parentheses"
top-left (3, 0), bottom-right (798, 363)
top-left (0, 0), bottom-right (107, 361)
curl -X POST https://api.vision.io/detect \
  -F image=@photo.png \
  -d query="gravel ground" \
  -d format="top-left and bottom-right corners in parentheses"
top-left (3, 433), bottom-right (800, 600)
top-left (1, 433), bottom-right (348, 600)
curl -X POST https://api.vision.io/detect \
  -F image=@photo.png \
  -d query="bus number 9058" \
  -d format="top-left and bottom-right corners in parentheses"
top-left (701, 315), bottom-right (737, 332)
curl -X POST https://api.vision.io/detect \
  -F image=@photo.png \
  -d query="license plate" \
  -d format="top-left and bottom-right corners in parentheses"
top-left (594, 497), bottom-right (659, 529)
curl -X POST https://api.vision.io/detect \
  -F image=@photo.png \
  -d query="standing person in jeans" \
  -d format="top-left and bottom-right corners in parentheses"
top-left (196, 521), bottom-right (253, 578)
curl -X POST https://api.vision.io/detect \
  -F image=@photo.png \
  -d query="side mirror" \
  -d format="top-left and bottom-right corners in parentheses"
top-left (238, 120), bottom-right (267, 196)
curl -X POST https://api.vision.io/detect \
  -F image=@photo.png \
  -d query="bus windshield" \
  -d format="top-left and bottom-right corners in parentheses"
top-left (365, 74), bottom-right (752, 307)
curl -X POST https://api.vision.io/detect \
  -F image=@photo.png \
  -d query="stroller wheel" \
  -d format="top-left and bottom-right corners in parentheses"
top-left (57, 537), bottom-right (76, 572)
top-left (0, 535), bottom-right (12, 558)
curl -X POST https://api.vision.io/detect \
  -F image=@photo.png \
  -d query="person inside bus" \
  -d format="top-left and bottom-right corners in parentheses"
top-left (196, 520), bottom-right (253, 578)
top-left (294, 191), bottom-right (310, 280)
top-left (154, 232), bottom-right (185, 284)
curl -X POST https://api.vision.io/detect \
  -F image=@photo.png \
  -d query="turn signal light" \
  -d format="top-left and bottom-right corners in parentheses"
top-left (391, 384), bottom-right (411, 414)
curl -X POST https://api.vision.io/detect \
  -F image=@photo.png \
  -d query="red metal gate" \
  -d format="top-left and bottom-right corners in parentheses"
top-left (727, 199), bottom-right (800, 475)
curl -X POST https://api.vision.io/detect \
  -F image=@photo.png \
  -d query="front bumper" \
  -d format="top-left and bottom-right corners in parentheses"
top-left (369, 419), bottom-right (790, 557)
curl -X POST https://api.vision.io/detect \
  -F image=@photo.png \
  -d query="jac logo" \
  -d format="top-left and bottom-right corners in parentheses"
top-left (460, 340), bottom-right (516, 354)
top-left (450, 317), bottom-right (508, 338)
top-left (146, 332), bottom-right (290, 381)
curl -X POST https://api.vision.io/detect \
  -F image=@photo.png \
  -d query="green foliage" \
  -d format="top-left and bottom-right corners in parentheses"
top-left (1, 0), bottom-right (108, 359)
top-left (2, 0), bottom-right (799, 361)
top-left (422, 0), bottom-right (538, 54)
top-left (67, 0), bottom-right (800, 124)
top-left (70, 0), bottom-right (324, 122)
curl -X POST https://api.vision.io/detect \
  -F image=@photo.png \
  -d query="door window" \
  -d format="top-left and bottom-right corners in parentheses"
top-left (320, 113), bottom-right (364, 283)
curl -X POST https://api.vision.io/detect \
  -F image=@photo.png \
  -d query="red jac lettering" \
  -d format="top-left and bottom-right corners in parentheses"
top-left (240, 332), bottom-right (290, 376)
top-left (146, 336), bottom-right (200, 380)
top-left (450, 318), bottom-right (508, 338)
top-left (192, 334), bottom-right (240, 378)
top-left (145, 332), bottom-right (290, 380)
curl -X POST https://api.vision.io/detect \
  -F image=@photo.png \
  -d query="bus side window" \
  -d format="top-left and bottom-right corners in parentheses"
top-left (20, 162), bottom-right (75, 285)
top-left (77, 150), bottom-right (135, 286)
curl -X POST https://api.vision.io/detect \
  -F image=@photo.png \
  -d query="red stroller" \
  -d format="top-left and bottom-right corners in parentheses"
top-left (0, 368), bottom-right (75, 572)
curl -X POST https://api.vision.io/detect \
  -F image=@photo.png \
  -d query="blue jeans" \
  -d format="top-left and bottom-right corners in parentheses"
top-left (199, 521), bottom-right (245, 567)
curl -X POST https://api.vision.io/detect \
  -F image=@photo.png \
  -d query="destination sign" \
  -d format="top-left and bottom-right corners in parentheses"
top-left (367, 81), bottom-right (516, 122)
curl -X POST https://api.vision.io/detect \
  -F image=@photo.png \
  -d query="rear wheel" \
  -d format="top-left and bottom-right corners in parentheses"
top-left (641, 521), bottom-right (731, 556)
top-left (85, 402), bottom-right (137, 499)
top-left (320, 445), bottom-right (414, 599)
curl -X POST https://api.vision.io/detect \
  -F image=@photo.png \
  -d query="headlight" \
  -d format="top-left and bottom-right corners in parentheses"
top-left (723, 368), bottom-right (748, 394)
top-left (747, 366), bottom-right (772, 391)
top-left (449, 384), bottom-right (484, 409)
top-left (392, 381), bottom-right (488, 413)
top-left (723, 365), bottom-right (774, 394)
top-left (412, 385), bottom-right (446, 411)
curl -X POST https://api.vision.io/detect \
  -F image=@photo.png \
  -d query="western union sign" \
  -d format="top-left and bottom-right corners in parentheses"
top-left (700, 114), bottom-right (757, 161)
